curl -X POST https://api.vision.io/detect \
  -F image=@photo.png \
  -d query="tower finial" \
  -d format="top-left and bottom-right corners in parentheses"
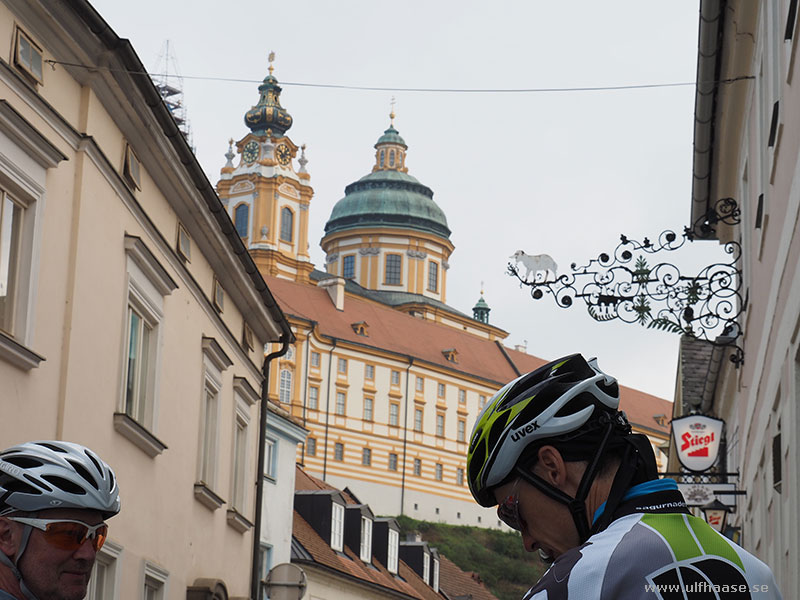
top-left (268, 51), bottom-right (275, 75)
top-left (480, 280), bottom-right (485, 296)
top-left (390, 96), bottom-right (396, 126)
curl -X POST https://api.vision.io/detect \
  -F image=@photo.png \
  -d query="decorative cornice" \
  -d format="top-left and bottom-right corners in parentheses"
top-left (359, 247), bottom-right (380, 256)
top-left (407, 250), bottom-right (427, 260)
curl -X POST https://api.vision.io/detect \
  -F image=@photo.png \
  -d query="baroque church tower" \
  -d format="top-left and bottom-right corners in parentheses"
top-left (217, 60), bottom-right (314, 282)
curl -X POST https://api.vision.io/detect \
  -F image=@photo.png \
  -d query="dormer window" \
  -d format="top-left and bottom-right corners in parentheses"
top-left (422, 552), bottom-right (430, 583)
top-left (359, 516), bottom-right (373, 562)
top-left (432, 556), bottom-right (440, 592)
top-left (331, 502), bottom-right (344, 552)
top-left (387, 529), bottom-right (399, 574)
top-left (351, 321), bottom-right (369, 336)
top-left (442, 348), bottom-right (458, 363)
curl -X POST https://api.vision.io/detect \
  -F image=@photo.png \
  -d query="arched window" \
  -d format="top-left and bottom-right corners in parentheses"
top-left (279, 369), bottom-right (292, 403)
top-left (234, 204), bottom-right (249, 238)
top-left (389, 150), bottom-right (395, 167)
top-left (280, 207), bottom-right (293, 242)
top-left (380, 150), bottom-right (385, 167)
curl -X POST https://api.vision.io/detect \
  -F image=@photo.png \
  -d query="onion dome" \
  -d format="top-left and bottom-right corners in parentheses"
top-left (324, 116), bottom-right (450, 240)
top-left (244, 63), bottom-right (293, 137)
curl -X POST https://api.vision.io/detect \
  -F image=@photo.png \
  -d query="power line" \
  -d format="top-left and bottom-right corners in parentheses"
top-left (45, 60), bottom-right (752, 94)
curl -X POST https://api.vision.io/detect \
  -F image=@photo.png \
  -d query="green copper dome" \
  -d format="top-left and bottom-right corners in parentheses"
top-left (324, 164), bottom-right (450, 240)
top-left (375, 125), bottom-right (406, 147)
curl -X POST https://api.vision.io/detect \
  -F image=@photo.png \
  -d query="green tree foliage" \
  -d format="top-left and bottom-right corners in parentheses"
top-left (395, 515), bottom-right (546, 600)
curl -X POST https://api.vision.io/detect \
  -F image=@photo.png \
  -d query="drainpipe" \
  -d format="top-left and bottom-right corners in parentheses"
top-left (322, 339), bottom-right (337, 481)
top-left (299, 322), bottom-right (315, 465)
top-left (251, 335), bottom-right (290, 600)
top-left (400, 356), bottom-right (413, 516)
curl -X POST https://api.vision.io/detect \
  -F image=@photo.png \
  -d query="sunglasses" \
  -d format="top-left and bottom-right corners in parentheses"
top-left (7, 517), bottom-right (108, 552)
top-left (496, 478), bottom-right (523, 531)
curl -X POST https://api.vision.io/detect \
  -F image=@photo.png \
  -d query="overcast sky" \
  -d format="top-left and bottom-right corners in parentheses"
top-left (89, 0), bottom-right (726, 401)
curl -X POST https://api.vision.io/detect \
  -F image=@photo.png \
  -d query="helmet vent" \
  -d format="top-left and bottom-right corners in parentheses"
top-left (3, 457), bottom-right (42, 469)
top-left (36, 442), bottom-right (67, 453)
top-left (23, 473), bottom-right (52, 491)
top-left (68, 460), bottom-right (99, 490)
top-left (3, 480), bottom-right (42, 496)
top-left (42, 475), bottom-right (86, 495)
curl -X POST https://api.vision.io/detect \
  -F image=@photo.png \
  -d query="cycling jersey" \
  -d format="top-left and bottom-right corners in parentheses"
top-left (523, 480), bottom-right (782, 600)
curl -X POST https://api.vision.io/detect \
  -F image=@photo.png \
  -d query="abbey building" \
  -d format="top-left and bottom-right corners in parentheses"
top-left (217, 65), bottom-right (673, 526)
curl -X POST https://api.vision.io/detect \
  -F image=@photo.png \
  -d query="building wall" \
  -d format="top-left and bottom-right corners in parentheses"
top-left (695, 1), bottom-right (800, 596)
top-left (0, 3), bottom-right (294, 598)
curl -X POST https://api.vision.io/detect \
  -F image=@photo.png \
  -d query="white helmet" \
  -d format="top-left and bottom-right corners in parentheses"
top-left (0, 440), bottom-right (120, 518)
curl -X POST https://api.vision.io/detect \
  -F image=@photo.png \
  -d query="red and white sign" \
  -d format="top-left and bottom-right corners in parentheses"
top-left (672, 415), bottom-right (724, 472)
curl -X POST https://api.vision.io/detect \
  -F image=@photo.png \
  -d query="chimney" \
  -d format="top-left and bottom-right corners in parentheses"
top-left (318, 276), bottom-right (345, 310)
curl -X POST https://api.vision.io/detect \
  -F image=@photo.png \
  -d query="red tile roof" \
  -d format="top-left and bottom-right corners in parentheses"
top-left (438, 555), bottom-right (500, 600)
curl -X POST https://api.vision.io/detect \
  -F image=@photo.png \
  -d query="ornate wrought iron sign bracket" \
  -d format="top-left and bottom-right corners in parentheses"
top-left (509, 198), bottom-right (744, 365)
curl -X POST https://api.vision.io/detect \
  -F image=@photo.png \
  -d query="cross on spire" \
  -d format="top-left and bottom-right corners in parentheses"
top-left (390, 96), bottom-right (396, 126)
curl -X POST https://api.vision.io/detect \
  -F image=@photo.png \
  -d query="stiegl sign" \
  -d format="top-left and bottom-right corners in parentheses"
top-left (671, 415), bottom-right (724, 472)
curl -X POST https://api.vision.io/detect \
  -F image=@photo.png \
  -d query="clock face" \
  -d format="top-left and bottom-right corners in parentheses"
top-left (243, 141), bottom-right (259, 163)
top-left (275, 143), bottom-right (292, 166)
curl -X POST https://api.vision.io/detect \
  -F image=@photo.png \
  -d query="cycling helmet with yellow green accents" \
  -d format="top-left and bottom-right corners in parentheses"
top-left (468, 353), bottom-right (621, 507)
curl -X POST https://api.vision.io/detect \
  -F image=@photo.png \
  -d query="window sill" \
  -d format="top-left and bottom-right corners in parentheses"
top-left (194, 482), bottom-right (225, 511)
top-left (0, 331), bottom-right (44, 370)
top-left (226, 508), bottom-right (253, 533)
top-left (113, 412), bottom-right (167, 457)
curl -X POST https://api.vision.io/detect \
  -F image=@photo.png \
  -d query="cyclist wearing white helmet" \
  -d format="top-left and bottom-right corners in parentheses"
top-left (468, 354), bottom-right (781, 599)
top-left (0, 441), bottom-right (120, 600)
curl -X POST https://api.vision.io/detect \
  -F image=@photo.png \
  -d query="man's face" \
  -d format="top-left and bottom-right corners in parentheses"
top-left (493, 475), bottom-right (580, 559)
top-left (15, 508), bottom-right (105, 600)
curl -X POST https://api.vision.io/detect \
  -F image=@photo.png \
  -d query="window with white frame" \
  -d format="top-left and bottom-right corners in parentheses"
top-left (416, 376), bottom-right (424, 392)
top-left (457, 419), bottom-right (466, 442)
top-left (334, 442), bottom-right (344, 461)
top-left (437, 382), bottom-right (446, 397)
top-left (388, 452), bottom-right (398, 471)
top-left (143, 562), bottom-right (168, 600)
top-left (280, 207), bottom-right (293, 242)
top-left (0, 102), bottom-right (64, 370)
top-left (456, 467), bottom-right (464, 486)
top-left (389, 403), bottom-right (399, 427)
top-left (387, 528), bottom-right (399, 574)
top-left (337, 357), bottom-right (347, 374)
top-left (335, 391), bottom-right (346, 415)
top-left (363, 397), bottom-right (374, 421)
top-left (427, 261), bottom-right (438, 292)
top-left (458, 389), bottom-right (466, 404)
top-left (117, 237), bottom-right (177, 452)
top-left (433, 557), bottom-right (440, 592)
top-left (479, 394), bottom-right (487, 409)
top-left (306, 438), bottom-right (316, 457)
top-left (231, 397), bottom-right (250, 512)
top-left (258, 544), bottom-right (273, 600)
top-left (279, 369), bottom-right (292, 403)
top-left (414, 458), bottom-right (421, 476)
top-left (359, 516), bottom-right (373, 562)
top-left (264, 438), bottom-right (276, 479)
top-left (435, 463), bottom-right (443, 481)
top-left (365, 364), bottom-right (374, 380)
top-left (331, 502), bottom-right (344, 551)
top-left (385, 254), bottom-right (402, 285)
top-left (436, 414), bottom-right (445, 437)
top-left (342, 254), bottom-right (355, 279)
top-left (14, 28), bottom-right (43, 84)
top-left (422, 553), bottom-right (430, 583)
top-left (198, 378), bottom-right (220, 488)
top-left (311, 351), bottom-right (320, 367)
top-left (87, 539), bottom-right (122, 600)
top-left (308, 385), bottom-right (319, 410)
top-left (362, 447), bottom-right (372, 466)
top-left (391, 370), bottom-right (400, 385)
top-left (414, 408), bottom-right (423, 432)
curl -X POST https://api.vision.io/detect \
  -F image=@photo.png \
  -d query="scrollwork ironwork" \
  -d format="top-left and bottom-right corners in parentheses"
top-left (509, 200), bottom-right (744, 365)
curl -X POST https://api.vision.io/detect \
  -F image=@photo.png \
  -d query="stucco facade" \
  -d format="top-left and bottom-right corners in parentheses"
top-left (0, 1), bottom-right (298, 598)
top-left (680, 1), bottom-right (800, 596)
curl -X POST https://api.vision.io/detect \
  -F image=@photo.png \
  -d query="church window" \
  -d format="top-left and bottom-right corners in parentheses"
top-left (427, 261), bottom-right (438, 292)
top-left (280, 207), bottom-right (293, 242)
top-left (380, 150), bottom-right (385, 167)
top-left (234, 204), bottom-right (249, 238)
top-left (389, 150), bottom-right (395, 167)
top-left (385, 254), bottom-right (402, 285)
top-left (343, 255), bottom-right (355, 279)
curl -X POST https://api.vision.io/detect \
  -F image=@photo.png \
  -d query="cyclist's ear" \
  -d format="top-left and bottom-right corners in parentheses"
top-left (535, 445), bottom-right (568, 487)
top-left (0, 517), bottom-right (21, 557)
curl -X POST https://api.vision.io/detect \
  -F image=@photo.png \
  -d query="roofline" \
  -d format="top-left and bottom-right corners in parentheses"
top-left (68, 0), bottom-right (294, 344)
